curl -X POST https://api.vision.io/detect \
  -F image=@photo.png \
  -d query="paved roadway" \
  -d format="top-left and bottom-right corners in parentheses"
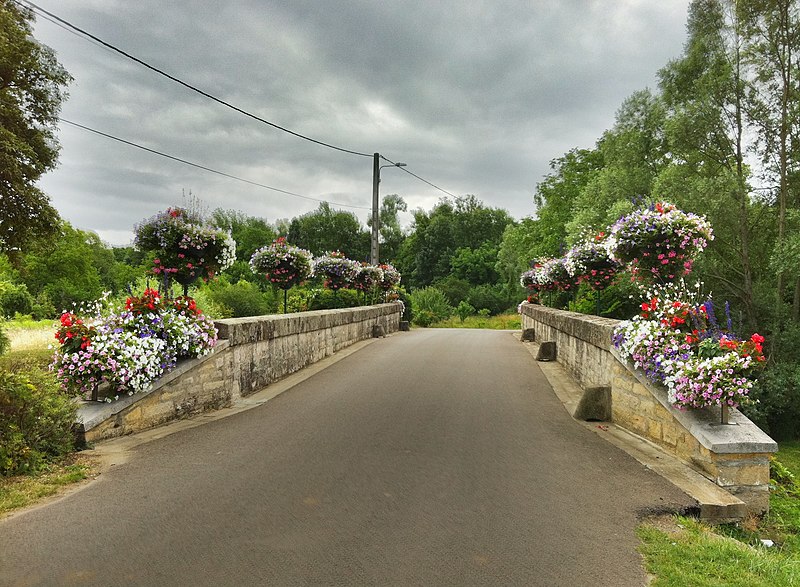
top-left (0, 329), bottom-right (692, 586)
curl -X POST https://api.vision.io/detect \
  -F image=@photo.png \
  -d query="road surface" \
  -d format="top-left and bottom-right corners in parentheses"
top-left (0, 329), bottom-right (692, 586)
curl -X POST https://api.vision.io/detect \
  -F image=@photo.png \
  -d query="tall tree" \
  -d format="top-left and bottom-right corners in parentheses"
top-left (656, 0), bottom-right (763, 329)
top-left (0, 1), bottom-right (71, 258)
top-left (740, 0), bottom-right (800, 320)
top-left (365, 193), bottom-right (407, 263)
top-left (287, 202), bottom-right (370, 260)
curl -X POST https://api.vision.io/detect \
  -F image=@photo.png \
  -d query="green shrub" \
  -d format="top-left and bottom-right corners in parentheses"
top-left (30, 292), bottom-right (56, 320)
top-left (409, 287), bottom-right (452, 326)
top-left (432, 276), bottom-right (470, 306)
top-left (0, 325), bottom-right (9, 356)
top-left (394, 286), bottom-right (413, 322)
top-left (0, 282), bottom-right (33, 319)
top-left (307, 288), bottom-right (362, 310)
top-left (456, 301), bottom-right (475, 322)
top-left (205, 280), bottom-right (273, 318)
top-left (465, 284), bottom-right (513, 315)
top-left (0, 367), bottom-right (77, 476)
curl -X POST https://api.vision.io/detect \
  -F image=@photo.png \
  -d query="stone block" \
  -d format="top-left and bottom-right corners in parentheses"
top-left (536, 341), bottom-right (557, 362)
top-left (574, 386), bottom-right (611, 421)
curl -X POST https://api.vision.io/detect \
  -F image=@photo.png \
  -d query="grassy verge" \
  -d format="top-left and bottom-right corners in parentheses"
top-left (428, 313), bottom-right (522, 330)
top-left (3, 316), bottom-right (54, 352)
top-left (0, 456), bottom-right (95, 516)
top-left (639, 442), bottom-right (800, 586)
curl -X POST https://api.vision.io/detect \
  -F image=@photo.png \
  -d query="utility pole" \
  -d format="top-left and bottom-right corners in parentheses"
top-left (371, 153), bottom-right (380, 265)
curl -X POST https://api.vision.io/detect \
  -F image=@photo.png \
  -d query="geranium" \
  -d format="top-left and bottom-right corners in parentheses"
top-left (249, 237), bottom-right (313, 290)
top-left (135, 207), bottom-right (236, 294)
top-left (54, 312), bottom-right (95, 353)
top-left (313, 251), bottom-right (360, 291)
top-left (609, 202), bottom-right (713, 284)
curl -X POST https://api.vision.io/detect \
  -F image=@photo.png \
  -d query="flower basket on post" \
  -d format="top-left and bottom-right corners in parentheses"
top-left (313, 251), bottom-right (360, 292)
top-left (250, 237), bottom-right (313, 313)
top-left (377, 264), bottom-right (401, 301)
top-left (354, 264), bottom-right (384, 304)
top-left (609, 202), bottom-right (713, 285)
top-left (135, 207), bottom-right (236, 296)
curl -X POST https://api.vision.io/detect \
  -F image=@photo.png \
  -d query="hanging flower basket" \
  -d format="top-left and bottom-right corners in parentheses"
top-left (250, 237), bottom-right (313, 290)
top-left (564, 238), bottom-right (620, 290)
top-left (313, 251), bottom-right (360, 290)
top-left (608, 202), bottom-right (712, 284)
top-left (540, 257), bottom-right (575, 291)
top-left (377, 264), bottom-right (401, 291)
top-left (353, 264), bottom-right (384, 292)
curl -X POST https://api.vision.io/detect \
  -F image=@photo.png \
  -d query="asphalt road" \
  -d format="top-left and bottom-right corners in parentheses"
top-left (0, 329), bottom-right (692, 586)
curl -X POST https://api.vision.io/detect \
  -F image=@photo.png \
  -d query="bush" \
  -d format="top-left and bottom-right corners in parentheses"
top-left (0, 367), bottom-right (77, 476)
top-left (432, 275), bottom-right (471, 306)
top-left (307, 288), bottom-right (362, 310)
top-left (409, 287), bottom-right (452, 326)
top-left (30, 292), bottom-right (56, 320)
top-left (456, 300), bottom-right (475, 322)
top-left (205, 280), bottom-right (273, 317)
top-left (0, 281), bottom-right (33, 318)
top-left (0, 324), bottom-right (9, 356)
top-left (466, 284), bottom-right (513, 316)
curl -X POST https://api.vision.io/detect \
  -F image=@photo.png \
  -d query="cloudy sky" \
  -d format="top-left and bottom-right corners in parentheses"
top-left (29, 0), bottom-right (691, 246)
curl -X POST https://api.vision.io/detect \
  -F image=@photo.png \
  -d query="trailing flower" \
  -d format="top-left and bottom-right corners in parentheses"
top-left (135, 207), bottom-right (236, 292)
top-left (313, 251), bottom-right (360, 291)
top-left (540, 257), bottom-right (575, 291)
top-left (563, 239), bottom-right (620, 290)
top-left (51, 291), bottom-right (218, 401)
top-left (249, 237), bottom-right (313, 290)
top-left (353, 264), bottom-right (384, 292)
top-left (378, 264), bottom-right (401, 291)
top-left (613, 296), bottom-right (765, 409)
top-left (609, 201), bottom-right (713, 284)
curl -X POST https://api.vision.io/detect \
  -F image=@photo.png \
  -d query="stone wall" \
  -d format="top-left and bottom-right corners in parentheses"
top-left (78, 303), bottom-right (402, 443)
top-left (520, 302), bottom-right (777, 515)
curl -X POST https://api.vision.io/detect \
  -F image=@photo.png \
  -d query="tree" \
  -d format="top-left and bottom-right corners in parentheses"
top-left (0, 1), bottom-right (71, 258)
top-left (366, 194), bottom-right (407, 263)
top-left (210, 209), bottom-right (276, 263)
top-left (656, 0), bottom-right (763, 329)
top-left (288, 202), bottom-right (370, 260)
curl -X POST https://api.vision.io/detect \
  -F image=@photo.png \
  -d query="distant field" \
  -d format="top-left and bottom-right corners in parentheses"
top-left (428, 313), bottom-right (521, 330)
top-left (4, 318), bottom-right (55, 352)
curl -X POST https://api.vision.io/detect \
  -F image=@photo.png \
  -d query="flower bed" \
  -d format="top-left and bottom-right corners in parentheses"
top-left (612, 294), bottom-right (765, 409)
top-left (51, 289), bottom-right (217, 401)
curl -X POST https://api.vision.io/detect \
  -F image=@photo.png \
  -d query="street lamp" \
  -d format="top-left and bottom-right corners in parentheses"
top-left (371, 153), bottom-right (406, 264)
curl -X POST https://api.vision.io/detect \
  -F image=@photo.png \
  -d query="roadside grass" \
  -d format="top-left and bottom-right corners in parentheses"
top-left (3, 316), bottom-right (54, 352)
top-left (0, 456), bottom-right (95, 516)
top-left (639, 442), bottom-right (800, 586)
top-left (428, 313), bottom-right (522, 330)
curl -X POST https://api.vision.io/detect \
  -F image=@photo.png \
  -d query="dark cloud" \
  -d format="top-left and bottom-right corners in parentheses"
top-left (32, 0), bottom-right (689, 245)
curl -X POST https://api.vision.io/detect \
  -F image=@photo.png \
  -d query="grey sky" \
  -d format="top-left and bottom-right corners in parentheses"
top-left (30, 0), bottom-right (691, 246)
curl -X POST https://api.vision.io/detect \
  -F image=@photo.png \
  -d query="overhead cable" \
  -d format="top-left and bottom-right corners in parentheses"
top-left (22, 0), bottom-right (373, 159)
top-left (60, 118), bottom-right (370, 210)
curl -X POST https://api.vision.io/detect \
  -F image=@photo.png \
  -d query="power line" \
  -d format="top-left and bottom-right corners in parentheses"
top-left (380, 155), bottom-right (457, 198)
top-left (24, 0), bottom-right (462, 202)
top-left (60, 118), bottom-right (370, 210)
top-left (21, 0), bottom-right (373, 159)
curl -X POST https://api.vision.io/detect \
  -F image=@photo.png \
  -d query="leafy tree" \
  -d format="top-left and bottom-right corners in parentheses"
top-left (0, 1), bottom-right (71, 258)
top-left (397, 196), bottom-right (512, 288)
top-left (450, 243), bottom-right (500, 285)
top-left (21, 222), bottom-right (104, 311)
top-left (366, 193), bottom-right (407, 263)
top-left (288, 202), bottom-right (370, 260)
top-left (211, 209), bottom-right (277, 263)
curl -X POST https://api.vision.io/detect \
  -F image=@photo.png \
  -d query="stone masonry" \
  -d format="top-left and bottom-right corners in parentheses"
top-left (520, 302), bottom-right (777, 515)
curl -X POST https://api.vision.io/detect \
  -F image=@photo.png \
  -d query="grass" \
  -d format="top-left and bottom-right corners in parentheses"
top-left (639, 442), bottom-right (800, 586)
top-left (0, 457), bottom-right (95, 516)
top-left (428, 313), bottom-right (522, 330)
top-left (3, 316), bottom-right (55, 352)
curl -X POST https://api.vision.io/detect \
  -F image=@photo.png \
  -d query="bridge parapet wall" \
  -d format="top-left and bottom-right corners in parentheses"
top-left (78, 303), bottom-right (402, 443)
top-left (520, 303), bottom-right (777, 515)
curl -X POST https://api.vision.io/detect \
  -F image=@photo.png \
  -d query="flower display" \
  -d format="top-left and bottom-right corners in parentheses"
top-left (540, 258), bottom-right (575, 291)
top-left (563, 238), bottom-right (619, 290)
top-left (51, 291), bottom-right (217, 401)
top-left (608, 202), bottom-right (712, 284)
top-left (612, 295), bottom-right (765, 409)
top-left (249, 237), bottom-right (313, 290)
top-left (313, 251), bottom-right (360, 291)
top-left (377, 264), bottom-right (402, 291)
top-left (135, 207), bottom-right (236, 292)
top-left (520, 261), bottom-right (548, 292)
top-left (353, 264), bottom-right (384, 292)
